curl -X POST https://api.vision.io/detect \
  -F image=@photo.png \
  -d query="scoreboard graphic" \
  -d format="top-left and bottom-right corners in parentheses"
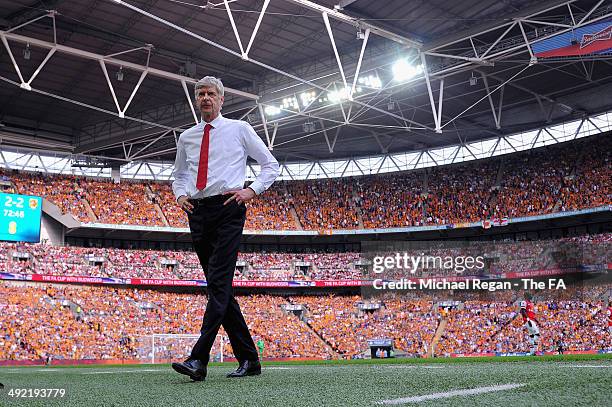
top-left (0, 192), bottom-right (43, 243)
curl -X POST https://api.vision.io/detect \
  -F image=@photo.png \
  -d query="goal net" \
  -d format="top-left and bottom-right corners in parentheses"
top-left (134, 334), bottom-right (225, 364)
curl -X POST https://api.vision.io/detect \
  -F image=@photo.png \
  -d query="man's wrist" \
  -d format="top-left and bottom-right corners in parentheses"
top-left (177, 195), bottom-right (188, 203)
top-left (246, 187), bottom-right (257, 196)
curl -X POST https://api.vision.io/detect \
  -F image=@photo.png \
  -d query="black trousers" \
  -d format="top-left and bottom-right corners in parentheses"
top-left (187, 196), bottom-right (258, 363)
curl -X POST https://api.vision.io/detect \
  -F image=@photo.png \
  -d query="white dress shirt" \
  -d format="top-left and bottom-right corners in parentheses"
top-left (172, 114), bottom-right (280, 200)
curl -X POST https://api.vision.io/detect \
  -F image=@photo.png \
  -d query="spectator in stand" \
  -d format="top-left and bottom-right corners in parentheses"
top-left (288, 178), bottom-right (360, 230)
top-left (7, 171), bottom-right (91, 222)
top-left (355, 172), bottom-right (425, 228)
top-left (425, 160), bottom-right (497, 225)
top-left (87, 179), bottom-right (163, 226)
top-left (559, 137), bottom-right (611, 211)
top-left (493, 142), bottom-right (579, 219)
top-left (149, 183), bottom-right (189, 227)
top-left (243, 182), bottom-right (295, 230)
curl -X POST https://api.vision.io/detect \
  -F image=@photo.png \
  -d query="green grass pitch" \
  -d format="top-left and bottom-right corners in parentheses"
top-left (1, 354), bottom-right (610, 406)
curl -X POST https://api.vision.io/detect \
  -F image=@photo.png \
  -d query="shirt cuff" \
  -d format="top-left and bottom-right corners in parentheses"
top-left (248, 182), bottom-right (264, 195)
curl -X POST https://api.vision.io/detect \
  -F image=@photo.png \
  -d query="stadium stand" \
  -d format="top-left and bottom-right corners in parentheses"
top-left (287, 178), bottom-right (361, 230)
top-left (0, 233), bottom-right (608, 281)
top-left (2, 135), bottom-right (608, 230)
top-left (1, 284), bottom-right (610, 362)
top-left (296, 295), bottom-right (437, 357)
top-left (438, 299), bottom-right (611, 355)
top-left (0, 136), bottom-right (609, 364)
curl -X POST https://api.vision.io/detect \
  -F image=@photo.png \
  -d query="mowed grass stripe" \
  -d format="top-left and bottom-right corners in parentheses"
top-left (0, 357), bottom-right (610, 406)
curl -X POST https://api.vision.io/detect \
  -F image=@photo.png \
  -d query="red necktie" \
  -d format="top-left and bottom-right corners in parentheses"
top-left (196, 123), bottom-right (213, 190)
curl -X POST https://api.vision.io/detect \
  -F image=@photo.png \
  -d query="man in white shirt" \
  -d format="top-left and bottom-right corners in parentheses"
top-left (171, 76), bottom-right (279, 381)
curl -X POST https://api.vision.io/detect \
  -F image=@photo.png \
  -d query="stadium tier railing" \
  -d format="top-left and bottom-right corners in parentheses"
top-left (51, 205), bottom-right (611, 236)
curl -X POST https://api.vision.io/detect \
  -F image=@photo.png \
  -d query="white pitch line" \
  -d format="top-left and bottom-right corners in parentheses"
top-left (81, 369), bottom-right (165, 375)
top-left (377, 383), bottom-right (526, 405)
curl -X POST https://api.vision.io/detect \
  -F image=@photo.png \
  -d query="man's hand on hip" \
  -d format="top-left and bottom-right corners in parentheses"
top-left (177, 195), bottom-right (194, 214)
top-left (223, 188), bottom-right (256, 205)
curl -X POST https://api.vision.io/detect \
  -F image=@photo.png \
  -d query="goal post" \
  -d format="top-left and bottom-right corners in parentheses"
top-left (135, 334), bottom-right (225, 364)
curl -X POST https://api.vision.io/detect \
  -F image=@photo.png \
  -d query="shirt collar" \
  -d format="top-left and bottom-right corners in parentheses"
top-left (202, 114), bottom-right (224, 128)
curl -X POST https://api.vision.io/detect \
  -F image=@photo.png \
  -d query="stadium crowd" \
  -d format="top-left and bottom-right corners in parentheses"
top-left (287, 178), bottom-right (361, 230)
top-left (425, 160), bottom-right (498, 225)
top-left (559, 139), bottom-right (610, 212)
top-left (149, 183), bottom-right (187, 227)
top-left (296, 295), bottom-right (437, 357)
top-left (1, 284), bottom-right (610, 362)
top-left (0, 135), bottom-right (609, 362)
top-left (0, 232), bottom-right (608, 281)
top-left (0, 242), bottom-right (365, 281)
top-left (86, 179), bottom-right (164, 226)
top-left (0, 285), bottom-right (337, 361)
top-left (3, 135), bottom-right (607, 230)
top-left (354, 171), bottom-right (426, 228)
top-left (7, 171), bottom-right (91, 222)
top-left (437, 285), bottom-right (612, 355)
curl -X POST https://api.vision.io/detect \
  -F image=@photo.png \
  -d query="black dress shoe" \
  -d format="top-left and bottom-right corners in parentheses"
top-left (226, 360), bottom-right (261, 378)
top-left (172, 359), bottom-right (207, 381)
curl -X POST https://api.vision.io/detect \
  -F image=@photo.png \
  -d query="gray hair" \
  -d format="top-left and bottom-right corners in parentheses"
top-left (194, 76), bottom-right (224, 97)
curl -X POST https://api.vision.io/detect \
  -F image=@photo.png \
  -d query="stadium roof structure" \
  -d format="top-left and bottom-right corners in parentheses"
top-left (0, 0), bottom-right (611, 179)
